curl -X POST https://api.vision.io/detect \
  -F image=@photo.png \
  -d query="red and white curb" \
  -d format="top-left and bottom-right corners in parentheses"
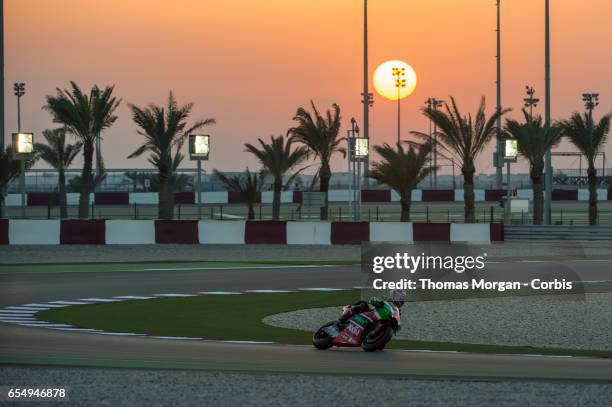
top-left (0, 288), bottom-right (352, 343)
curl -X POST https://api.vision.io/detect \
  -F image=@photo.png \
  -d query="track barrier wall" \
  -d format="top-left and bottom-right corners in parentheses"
top-left (60, 219), bottom-right (106, 244)
top-left (1, 220), bottom-right (503, 245)
top-left (0, 219), bottom-right (8, 245)
top-left (7, 189), bottom-right (612, 206)
top-left (105, 220), bottom-right (156, 245)
top-left (154, 220), bottom-right (199, 244)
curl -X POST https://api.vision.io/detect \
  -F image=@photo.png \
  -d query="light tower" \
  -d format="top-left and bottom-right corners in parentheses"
top-left (426, 98), bottom-right (444, 188)
top-left (392, 66), bottom-right (406, 144)
top-left (524, 86), bottom-right (540, 118)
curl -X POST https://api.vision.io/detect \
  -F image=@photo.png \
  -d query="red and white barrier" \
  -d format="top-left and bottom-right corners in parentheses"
top-left (199, 220), bottom-right (245, 244)
top-left (450, 224), bottom-right (491, 243)
top-left (9, 220), bottom-right (60, 245)
top-left (1, 219), bottom-right (503, 245)
top-left (106, 220), bottom-right (156, 244)
top-left (370, 222), bottom-right (413, 243)
top-left (287, 222), bottom-right (331, 245)
top-left (7, 189), bottom-right (612, 206)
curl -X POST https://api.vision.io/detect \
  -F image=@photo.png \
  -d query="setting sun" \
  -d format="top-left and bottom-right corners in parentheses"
top-left (373, 60), bottom-right (418, 101)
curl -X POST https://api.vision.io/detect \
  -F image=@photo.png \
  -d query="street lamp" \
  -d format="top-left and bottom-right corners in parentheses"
top-left (524, 86), bottom-right (540, 118)
top-left (189, 134), bottom-right (210, 219)
top-left (425, 97), bottom-right (444, 188)
top-left (392, 67), bottom-right (406, 144)
top-left (12, 132), bottom-right (33, 218)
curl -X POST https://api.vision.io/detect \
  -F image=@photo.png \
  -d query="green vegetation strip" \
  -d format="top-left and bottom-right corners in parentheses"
top-left (3, 356), bottom-right (610, 381)
top-left (3, 256), bottom-right (612, 274)
top-left (0, 260), bottom-right (359, 274)
top-left (38, 291), bottom-right (612, 358)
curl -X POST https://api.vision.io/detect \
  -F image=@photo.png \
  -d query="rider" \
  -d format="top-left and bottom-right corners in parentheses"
top-left (338, 289), bottom-right (406, 324)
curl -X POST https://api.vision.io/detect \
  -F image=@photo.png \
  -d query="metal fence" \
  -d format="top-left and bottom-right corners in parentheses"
top-left (6, 201), bottom-right (612, 225)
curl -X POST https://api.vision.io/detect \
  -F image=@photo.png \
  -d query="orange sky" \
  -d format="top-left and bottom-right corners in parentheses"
top-left (4, 0), bottom-right (612, 175)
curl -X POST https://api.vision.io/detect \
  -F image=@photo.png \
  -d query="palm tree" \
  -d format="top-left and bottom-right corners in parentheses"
top-left (370, 142), bottom-right (435, 222)
top-left (559, 112), bottom-right (611, 225)
top-left (0, 146), bottom-right (38, 218)
top-left (34, 128), bottom-right (82, 218)
top-left (44, 82), bottom-right (121, 218)
top-left (128, 92), bottom-right (215, 219)
top-left (413, 97), bottom-right (509, 223)
top-left (214, 168), bottom-right (261, 220)
top-left (288, 101), bottom-right (345, 220)
top-left (244, 135), bottom-right (308, 220)
top-left (504, 110), bottom-right (562, 225)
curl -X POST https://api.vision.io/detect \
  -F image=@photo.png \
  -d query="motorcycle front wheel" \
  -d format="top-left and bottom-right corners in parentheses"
top-left (312, 321), bottom-right (336, 350)
top-left (361, 325), bottom-right (394, 352)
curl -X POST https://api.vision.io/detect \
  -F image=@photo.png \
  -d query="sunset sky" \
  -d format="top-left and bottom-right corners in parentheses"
top-left (4, 0), bottom-right (611, 175)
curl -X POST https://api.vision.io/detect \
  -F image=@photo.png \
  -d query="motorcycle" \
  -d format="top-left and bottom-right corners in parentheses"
top-left (312, 301), bottom-right (401, 352)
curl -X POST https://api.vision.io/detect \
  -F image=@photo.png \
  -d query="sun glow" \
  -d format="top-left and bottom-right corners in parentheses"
top-left (373, 60), bottom-right (417, 101)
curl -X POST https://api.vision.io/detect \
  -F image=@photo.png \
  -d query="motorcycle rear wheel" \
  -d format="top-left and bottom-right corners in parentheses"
top-left (361, 325), bottom-right (394, 352)
top-left (312, 321), bottom-right (336, 350)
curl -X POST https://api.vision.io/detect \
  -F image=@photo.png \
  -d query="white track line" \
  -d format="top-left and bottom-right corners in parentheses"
top-left (18, 323), bottom-right (73, 328)
top-left (48, 327), bottom-right (102, 332)
top-left (79, 298), bottom-right (123, 302)
top-left (113, 296), bottom-right (155, 300)
top-left (0, 318), bottom-right (38, 322)
top-left (4, 306), bottom-right (50, 311)
top-left (298, 288), bottom-right (347, 292)
top-left (115, 265), bottom-right (338, 272)
top-left (198, 291), bottom-right (243, 295)
top-left (48, 301), bottom-right (93, 305)
top-left (154, 293), bottom-right (198, 297)
top-left (245, 289), bottom-right (294, 293)
top-left (24, 303), bottom-right (68, 308)
top-left (148, 336), bottom-right (202, 340)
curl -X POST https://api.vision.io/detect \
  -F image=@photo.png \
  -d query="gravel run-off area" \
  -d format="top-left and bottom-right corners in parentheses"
top-left (263, 293), bottom-right (612, 351)
top-left (1, 366), bottom-right (611, 407)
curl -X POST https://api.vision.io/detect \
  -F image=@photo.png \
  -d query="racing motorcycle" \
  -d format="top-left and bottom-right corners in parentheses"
top-left (312, 301), bottom-right (401, 352)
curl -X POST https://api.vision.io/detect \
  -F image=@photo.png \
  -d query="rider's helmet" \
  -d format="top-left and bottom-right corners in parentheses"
top-left (388, 289), bottom-right (406, 307)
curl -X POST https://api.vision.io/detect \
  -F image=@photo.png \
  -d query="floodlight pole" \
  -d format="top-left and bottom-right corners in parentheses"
top-left (362, 0), bottom-right (370, 185)
top-left (397, 87), bottom-right (401, 144)
top-left (495, 0), bottom-right (503, 189)
top-left (347, 130), bottom-right (352, 218)
top-left (357, 156), bottom-right (362, 221)
top-left (196, 158), bottom-right (202, 219)
top-left (505, 160), bottom-right (511, 224)
top-left (0, 0), bottom-right (5, 218)
top-left (392, 67), bottom-right (406, 145)
top-left (0, 0), bottom-right (3, 153)
top-left (583, 92), bottom-right (600, 223)
top-left (524, 86), bottom-right (539, 119)
top-left (426, 98), bottom-right (443, 188)
top-left (544, 0), bottom-right (552, 224)
top-left (14, 82), bottom-right (26, 218)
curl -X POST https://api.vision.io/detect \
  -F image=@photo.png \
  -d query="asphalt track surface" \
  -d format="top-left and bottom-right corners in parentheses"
top-left (1, 261), bottom-right (612, 381)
